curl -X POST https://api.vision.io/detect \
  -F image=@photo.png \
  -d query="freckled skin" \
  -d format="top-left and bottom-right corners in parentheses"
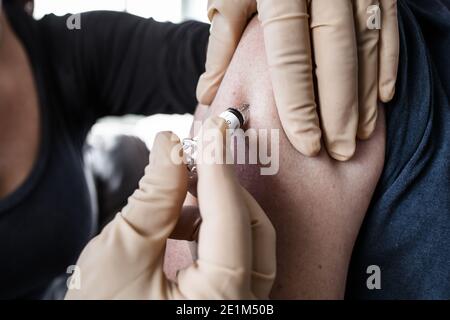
top-left (192, 18), bottom-right (386, 299)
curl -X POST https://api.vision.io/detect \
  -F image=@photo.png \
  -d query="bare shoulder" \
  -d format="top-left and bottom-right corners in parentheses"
top-left (193, 16), bottom-right (386, 299)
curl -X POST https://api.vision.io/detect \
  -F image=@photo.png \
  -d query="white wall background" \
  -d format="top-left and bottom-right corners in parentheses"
top-left (33, 0), bottom-right (208, 22)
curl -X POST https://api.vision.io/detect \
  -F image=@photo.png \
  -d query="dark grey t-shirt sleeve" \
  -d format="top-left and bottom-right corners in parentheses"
top-left (346, 0), bottom-right (450, 299)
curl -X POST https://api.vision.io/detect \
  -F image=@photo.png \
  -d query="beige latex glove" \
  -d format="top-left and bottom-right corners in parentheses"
top-left (197, 0), bottom-right (399, 161)
top-left (65, 117), bottom-right (276, 300)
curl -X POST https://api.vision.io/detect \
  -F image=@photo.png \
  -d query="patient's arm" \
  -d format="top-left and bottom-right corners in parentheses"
top-left (193, 17), bottom-right (385, 299)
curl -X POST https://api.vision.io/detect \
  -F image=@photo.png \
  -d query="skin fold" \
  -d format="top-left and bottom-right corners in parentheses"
top-left (66, 127), bottom-right (276, 300)
top-left (168, 17), bottom-right (386, 299)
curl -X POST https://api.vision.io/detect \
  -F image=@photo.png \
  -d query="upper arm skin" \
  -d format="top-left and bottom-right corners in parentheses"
top-left (193, 18), bottom-right (385, 299)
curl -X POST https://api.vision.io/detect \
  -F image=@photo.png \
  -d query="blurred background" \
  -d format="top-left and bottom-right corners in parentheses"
top-left (32, 0), bottom-right (208, 150)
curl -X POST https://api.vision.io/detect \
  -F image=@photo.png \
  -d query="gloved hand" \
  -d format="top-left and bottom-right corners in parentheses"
top-left (197, 0), bottom-right (399, 161)
top-left (65, 117), bottom-right (276, 300)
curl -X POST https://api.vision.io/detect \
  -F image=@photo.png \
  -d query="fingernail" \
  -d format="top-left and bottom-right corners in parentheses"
top-left (150, 131), bottom-right (182, 167)
top-left (326, 137), bottom-right (356, 161)
top-left (380, 79), bottom-right (396, 102)
top-left (327, 141), bottom-right (356, 162)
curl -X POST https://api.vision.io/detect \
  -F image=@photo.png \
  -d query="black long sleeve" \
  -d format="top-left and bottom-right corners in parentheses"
top-left (37, 11), bottom-right (209, 121)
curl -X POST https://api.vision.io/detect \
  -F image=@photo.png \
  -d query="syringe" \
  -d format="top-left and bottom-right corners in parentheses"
top-left (182, 104), bottom-right (250, 174)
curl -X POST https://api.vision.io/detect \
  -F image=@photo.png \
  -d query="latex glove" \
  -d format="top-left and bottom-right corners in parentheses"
top-left (197, 0), bottom-right (399, 161)
top-left (65, 118), bottom-right (276, 300)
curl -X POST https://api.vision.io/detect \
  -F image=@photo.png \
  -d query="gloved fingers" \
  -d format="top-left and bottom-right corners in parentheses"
top-left (354, 0), bottom-right (381, 140)
top-left (240, 187), bottom-right (276, 299)
top-left (196, 116), bottom-right (253, 275)
top-left (257, 0), bottom-right (321, 157)
top-left (310, 0), bottom-right (359, 161)
top-left (66, 132), bottom-right (188, 299)
top-left (196, 0), bottom-right (257, 105)
top-left (378, 0), bottom-right (399, 102)
top-left (121, 131), bottom-right (187, 253)
top-left (173, 117), bottom-right (253, 299)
